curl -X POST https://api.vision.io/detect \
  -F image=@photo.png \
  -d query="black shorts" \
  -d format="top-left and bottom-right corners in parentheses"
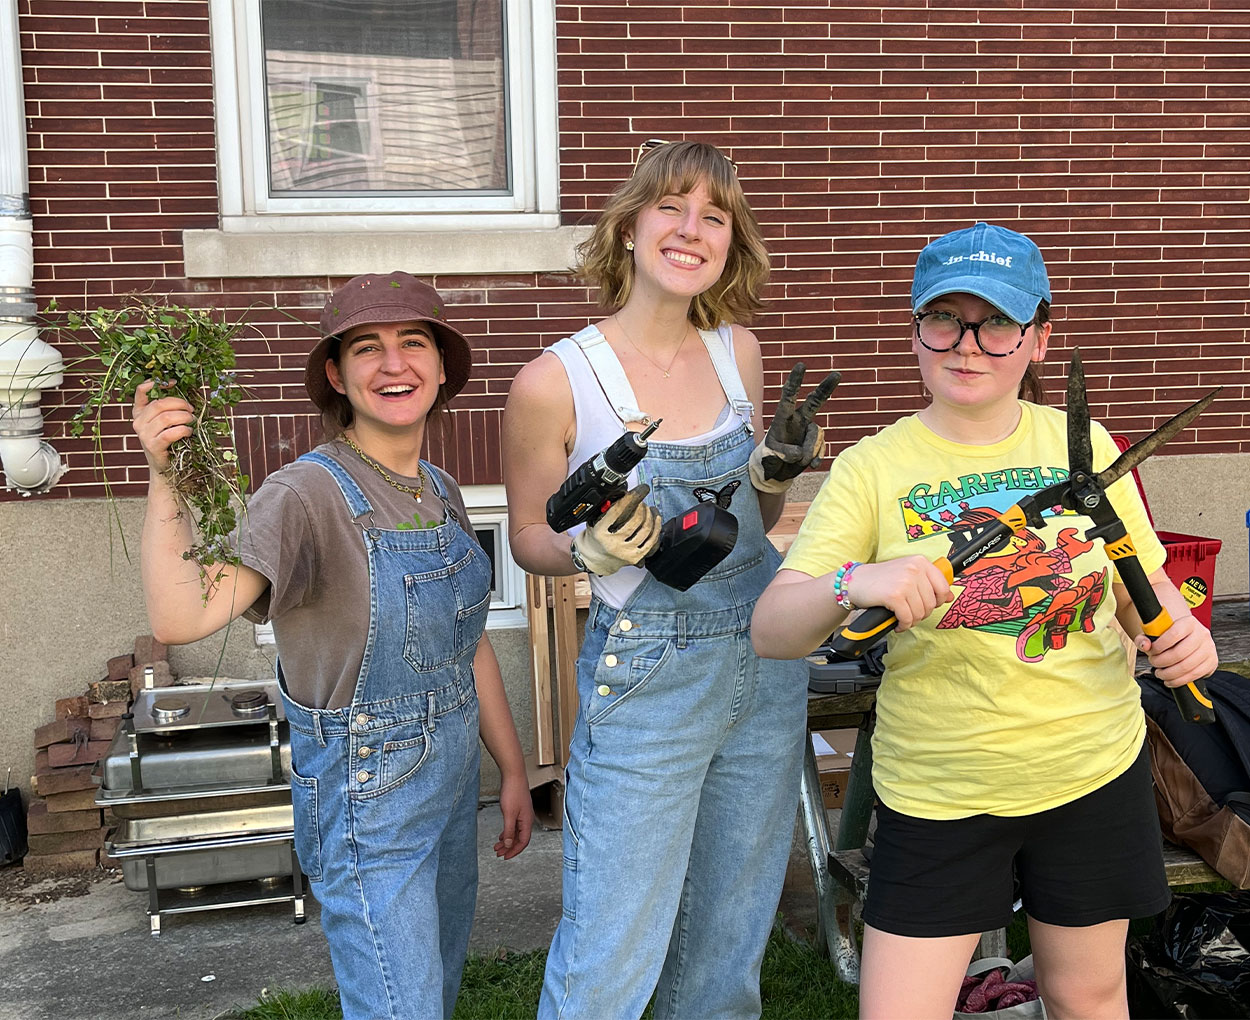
top-left (862, 744), bottom-right (1171, 937)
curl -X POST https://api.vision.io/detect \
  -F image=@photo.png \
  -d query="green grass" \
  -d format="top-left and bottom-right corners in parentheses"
top-left (223, 921), bottom-right (860, 1019)
top-left (1220, 658), bottom-right (1250, 679)
top-left (223, 986), bottom-right (343, 1020)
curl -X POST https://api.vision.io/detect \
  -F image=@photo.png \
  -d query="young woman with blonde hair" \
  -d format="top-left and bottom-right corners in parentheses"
top-left (504, 139), bottom-right (833, 1019)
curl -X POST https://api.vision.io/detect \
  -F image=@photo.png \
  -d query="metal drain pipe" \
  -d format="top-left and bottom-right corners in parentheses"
top-left (0, 0), bottom-right (65, 496)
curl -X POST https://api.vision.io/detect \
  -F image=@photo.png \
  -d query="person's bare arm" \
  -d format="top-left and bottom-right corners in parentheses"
top-left (502, 354), bottom-right (585, 576)
top-left (134, 381), bottom-right (269, 644)
top-left (1114, 568), bottom-right (1219, 686)
top-left (732, 325), bottom-right (787, 531)
top-left (752, 557), bottom-right (954, 660)
top-left (474, 634), bottom-right (534, 859)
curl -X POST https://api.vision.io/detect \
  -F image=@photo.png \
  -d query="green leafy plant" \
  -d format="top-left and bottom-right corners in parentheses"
top-left (61, 297), bottom-right (251, 593)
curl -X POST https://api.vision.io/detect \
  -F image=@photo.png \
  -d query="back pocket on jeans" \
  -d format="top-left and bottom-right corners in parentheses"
top-left (289, 768), bottom-right (322, 882)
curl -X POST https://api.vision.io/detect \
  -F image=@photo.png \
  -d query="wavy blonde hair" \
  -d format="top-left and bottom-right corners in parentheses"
top-left (576, 141), bottom-right (770, 328)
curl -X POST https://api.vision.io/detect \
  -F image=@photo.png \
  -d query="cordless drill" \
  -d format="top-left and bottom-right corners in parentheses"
top-left (546, 420), bottom-right (662, 532)
top-left (546, 420), bottom-right (738, 591)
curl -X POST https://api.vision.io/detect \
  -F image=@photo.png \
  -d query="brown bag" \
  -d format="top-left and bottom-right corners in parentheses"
top-left (1144, 715), bottom-right (1250, 888)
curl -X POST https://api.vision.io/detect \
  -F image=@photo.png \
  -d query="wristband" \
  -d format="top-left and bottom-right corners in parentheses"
top-left (570, 541), bottom-right (590, 574)
top-left (833, 560), bottom-right (860, 611)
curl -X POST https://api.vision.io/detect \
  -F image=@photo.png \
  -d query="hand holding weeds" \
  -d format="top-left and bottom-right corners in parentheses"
top-left (63, 298), bottom-right (252, 594)
top-left (133, 380), bottom-right (195, 475)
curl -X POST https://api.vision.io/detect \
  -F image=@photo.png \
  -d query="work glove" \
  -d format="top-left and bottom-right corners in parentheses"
top-left (571, 484), bottom-right (662, 576)
top-left (748, 363), bottom-right (841, 494)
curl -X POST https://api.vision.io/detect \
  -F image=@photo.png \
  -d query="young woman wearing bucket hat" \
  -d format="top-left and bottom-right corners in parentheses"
top-left (502, 140), bottom-right (836, 1019)
top-left (752, 223), bottom-right (1219, 1019)
top-left (132, 272), bottom-right (532, 1020)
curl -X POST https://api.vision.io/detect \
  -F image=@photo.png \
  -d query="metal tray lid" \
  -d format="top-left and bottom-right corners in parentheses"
top-left (130, 678), bottom-right (284, 734)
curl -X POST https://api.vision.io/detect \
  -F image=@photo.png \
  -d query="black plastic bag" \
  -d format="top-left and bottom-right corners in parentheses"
top-left (0, 785), bottom-right (26, 866)
top-left (1126, 892), bottom-right (1250, 1019)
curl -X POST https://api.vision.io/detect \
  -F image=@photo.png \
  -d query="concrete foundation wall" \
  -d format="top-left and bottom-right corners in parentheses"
top-left (0, 498), bottom-right (534, 803)
top-left (3, 452), bottom-right (1247, 804)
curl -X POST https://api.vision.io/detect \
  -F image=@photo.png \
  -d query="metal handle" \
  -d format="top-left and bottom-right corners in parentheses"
top-left (1106, 531), bottom-right (1216, 726)
top-left (830, 555), bottom-right (959, 659)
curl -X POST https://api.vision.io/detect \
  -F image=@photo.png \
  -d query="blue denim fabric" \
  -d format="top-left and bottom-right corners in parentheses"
top-left (279, 452), bottom-right (490, 1020)
top-left (540, 423), bottom-right (809, 1020)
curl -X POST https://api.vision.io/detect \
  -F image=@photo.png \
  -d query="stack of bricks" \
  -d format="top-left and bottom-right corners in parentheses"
top-left (25, 635), bottom-right (173, 877)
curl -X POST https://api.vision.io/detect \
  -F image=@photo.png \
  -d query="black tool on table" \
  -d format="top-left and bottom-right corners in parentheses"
top-left (830, 349), bottom-right (1220, 724)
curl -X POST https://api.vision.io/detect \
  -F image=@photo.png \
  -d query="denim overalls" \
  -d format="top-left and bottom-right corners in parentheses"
top-left (540, 330), bottom-right (809, 1019)
top-left (279, 451), bottom-right (490, 1020)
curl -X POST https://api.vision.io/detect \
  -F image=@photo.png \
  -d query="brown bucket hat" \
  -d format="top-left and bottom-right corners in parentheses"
top-left (305, 272), bottom-right (473, 412)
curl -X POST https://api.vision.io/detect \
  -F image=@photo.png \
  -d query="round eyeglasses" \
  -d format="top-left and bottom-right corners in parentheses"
top-left (913, 310), bottom-right (1030, 357)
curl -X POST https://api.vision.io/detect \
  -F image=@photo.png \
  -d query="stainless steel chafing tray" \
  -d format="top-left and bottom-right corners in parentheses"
top-left (97, 726), bottom-right (292, 803)
top-left (109, 802), bottom-right (294, 848)
top-left (95, 675), bottom-right (303, 934)
top-left (107, 803), bottom-right (296, 893)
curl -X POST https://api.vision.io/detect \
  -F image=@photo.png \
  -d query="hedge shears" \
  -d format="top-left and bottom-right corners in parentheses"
top-left (830, 350), bottom-right (1220, 724)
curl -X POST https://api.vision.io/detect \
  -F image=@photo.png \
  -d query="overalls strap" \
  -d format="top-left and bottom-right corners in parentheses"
top-left (696, 327), bottom-right (755, 434)
top-left (568, 325), bottom-right (652, 426)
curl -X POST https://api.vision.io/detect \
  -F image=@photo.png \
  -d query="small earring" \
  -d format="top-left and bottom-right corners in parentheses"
top-left (624, 240), bottom-right (634, 251)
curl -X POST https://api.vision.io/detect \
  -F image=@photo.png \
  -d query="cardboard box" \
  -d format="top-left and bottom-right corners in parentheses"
top-left (812, 728), bottom-right (858, 809)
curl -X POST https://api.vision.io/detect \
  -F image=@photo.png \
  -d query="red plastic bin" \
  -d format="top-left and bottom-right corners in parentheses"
top-left (1111, 435), bottom-right (1222, 629)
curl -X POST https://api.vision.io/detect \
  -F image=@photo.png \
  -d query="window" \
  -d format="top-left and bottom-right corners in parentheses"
top-left (208, 0), bottom-right (558, 231)
top-left (460, 486), bottom-right (527, 630)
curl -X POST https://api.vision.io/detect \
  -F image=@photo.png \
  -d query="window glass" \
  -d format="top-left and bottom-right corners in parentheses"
top-left (474, 525), bottom-right (500, 600)
top-left (260, 0), bottom-right (508, 196)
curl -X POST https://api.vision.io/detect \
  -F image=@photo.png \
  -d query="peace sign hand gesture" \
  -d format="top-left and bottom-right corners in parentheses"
top-left (748, 363), bottom-right (840, 494)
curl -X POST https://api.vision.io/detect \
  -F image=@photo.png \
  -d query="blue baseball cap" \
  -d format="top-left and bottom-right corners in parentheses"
top-left (911, 222), bottom-right (1051, 325)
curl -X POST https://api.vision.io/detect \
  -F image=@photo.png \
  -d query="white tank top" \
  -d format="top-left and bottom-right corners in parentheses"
top-left (547, 322), bottom-right (754, 607)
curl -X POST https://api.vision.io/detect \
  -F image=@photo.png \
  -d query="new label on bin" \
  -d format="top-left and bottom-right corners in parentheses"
top-left (1178, 575), bottom-right (1208, 609)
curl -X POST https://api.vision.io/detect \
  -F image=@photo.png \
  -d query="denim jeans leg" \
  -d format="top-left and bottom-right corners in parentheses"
top-left (334, 705), bottom-right (476, 1020)
top-left (436, 706), bottom-right (481, 1016)
top-left (654, 655), bottom-right (807, 1019)
top-left (541, 623), bottom-right (786, 1019)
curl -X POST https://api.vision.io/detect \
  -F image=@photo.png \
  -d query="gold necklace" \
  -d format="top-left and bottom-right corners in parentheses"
top-left (341, 435), bottom-right (425, 502)
top-left (614, 314), bottom-right (689, 378)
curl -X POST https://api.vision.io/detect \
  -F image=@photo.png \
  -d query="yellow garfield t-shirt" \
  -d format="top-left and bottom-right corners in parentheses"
top-left (784, 403), bottom-right (1165, 819)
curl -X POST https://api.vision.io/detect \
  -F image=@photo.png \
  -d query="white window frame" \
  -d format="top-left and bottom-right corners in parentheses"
top-left (252, 482), bottom-right (525, 647)
top-left (208, 0), bottom-right (559, 232)
top-left (460, 484), bottom-right (528, 631)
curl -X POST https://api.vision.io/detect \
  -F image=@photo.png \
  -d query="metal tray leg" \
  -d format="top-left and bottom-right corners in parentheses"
top-left (145, 857), bottom-right (161, 937)
top-left (800, 738), bottom-right (860, 984)
top-left (290, 842), bottom-right (306, 924)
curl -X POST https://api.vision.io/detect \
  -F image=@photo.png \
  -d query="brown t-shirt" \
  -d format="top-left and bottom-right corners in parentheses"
top-left (234, 439), bottom-right (476, 710)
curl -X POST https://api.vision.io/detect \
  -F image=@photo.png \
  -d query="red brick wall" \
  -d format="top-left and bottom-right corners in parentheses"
top-left (13, 0), bottom-right (1249, 503)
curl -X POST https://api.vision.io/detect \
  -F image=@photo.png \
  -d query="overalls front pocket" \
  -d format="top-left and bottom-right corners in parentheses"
top-left (372, 717), bottom-right (432, 797)
top-left (402, 548), bottom-right (492, 671)
top-left (582, 634), bottom-right (676, 726)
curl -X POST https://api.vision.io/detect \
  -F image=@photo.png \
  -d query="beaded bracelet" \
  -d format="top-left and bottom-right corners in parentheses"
top-left (833, 560), bottom-right (860, 611)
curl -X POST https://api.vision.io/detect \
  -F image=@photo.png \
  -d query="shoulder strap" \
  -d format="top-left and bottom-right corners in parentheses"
top-left (697, 326), bottom-right (755, 434)
top-left (299, 449), bottom-right (373, 518)
top-left (569, 325), bottom-right (651, 426)
top-left (421, 461), bottom-right (463, 527)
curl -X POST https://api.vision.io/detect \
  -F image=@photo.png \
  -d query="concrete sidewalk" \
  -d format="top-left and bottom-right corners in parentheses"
top-left (0, 807), bottom-right (567, 1020)
top-left (0, 805), bottom-right (817, 1020)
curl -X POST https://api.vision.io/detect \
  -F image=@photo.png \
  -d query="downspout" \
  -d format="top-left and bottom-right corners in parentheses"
top-left (0, 0), bottom-right (65, 495)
